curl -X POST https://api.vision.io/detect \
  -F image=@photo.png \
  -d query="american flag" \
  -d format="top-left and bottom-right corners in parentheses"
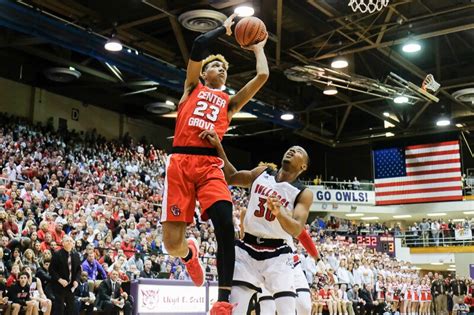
top-left (373, 140), bottom-right (462, 205)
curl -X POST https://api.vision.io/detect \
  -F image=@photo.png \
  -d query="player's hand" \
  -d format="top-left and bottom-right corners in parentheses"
top-left (241, 32), bottom-right (268, 51)
top-left (223, 13), bottom-right (237, 36)
top-left (267, 195), bottom-right (282, 217)
top-left (199, 130), bottom-right (221, 148)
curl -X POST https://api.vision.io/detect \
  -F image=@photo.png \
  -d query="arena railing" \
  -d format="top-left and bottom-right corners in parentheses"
top-left (397, 232), bottom-right (474, 247)
top-left (303, 180), bottom-right (375, 191)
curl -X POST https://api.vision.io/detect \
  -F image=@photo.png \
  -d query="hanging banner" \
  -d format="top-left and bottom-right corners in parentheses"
top-left (310, 188), bottom-right (376, 205)
top-left (455, 228), bottom-right (473, 240)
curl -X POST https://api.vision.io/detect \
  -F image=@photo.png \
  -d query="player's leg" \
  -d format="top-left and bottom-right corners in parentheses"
top-left (264, 253), bottom-right (297, 315)
top-left (231, 286), bottom-right (258, 314)
top-left (296, 289), bottom-right (312, 315)
top-left (230, 246), bottom-right (263, 314)
top-left (197, 157), bottom-right (234, 311)
top-left (161, 155), bottom-right (203, 286)
top-left (258, 288), bottom-right (276, 315)
top-left (162, 221), bottom-right (188, 256)
top-left (206, 201), bottom-right (234, 302)
top-left (294, 264), bottom-right (312, 315)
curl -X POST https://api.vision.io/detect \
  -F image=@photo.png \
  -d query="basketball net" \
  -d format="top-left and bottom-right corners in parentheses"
top-left (422, 74), bottom-right (440, 93)
top-left (348, 0), bottom-right (389, 13)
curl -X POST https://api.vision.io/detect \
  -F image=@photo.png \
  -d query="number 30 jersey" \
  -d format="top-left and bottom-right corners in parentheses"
top-left (244, 168), bottom-right (306, 246)
top-left (173, 82), bottom-right (231, 148)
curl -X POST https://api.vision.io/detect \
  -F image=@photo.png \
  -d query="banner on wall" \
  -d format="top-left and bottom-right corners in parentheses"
top-left (310, 188), bottom-right (376, 205)
top-left (131, 279), bottom-right (219, 315)
top-left (455, 228), bottom-right (473, 240)
top-left (470, 264), bottom-right (474, 278)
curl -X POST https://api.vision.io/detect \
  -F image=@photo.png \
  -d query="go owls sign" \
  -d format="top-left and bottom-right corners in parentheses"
top-left (310, 188), bottom-right (376, 205)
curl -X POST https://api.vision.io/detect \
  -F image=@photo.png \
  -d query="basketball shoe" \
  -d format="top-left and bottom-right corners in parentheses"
top-left (210, 301), bottom-right (234, 315)
top-left (182, 238), bottom-right (205, 287)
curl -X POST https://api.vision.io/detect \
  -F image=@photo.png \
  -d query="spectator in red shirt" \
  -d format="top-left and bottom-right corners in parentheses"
top-left (6, 264), bottom-right (20, 287)
top-left (40, 232), bottom-right (52, 252)
top-left (120, 235), bottom-right (134, 259)
top-left (4, 216), bottom-right (19, 239)
top-left (37, 221), bottom-right (49, 241)
top-left (104, 211), bottom-right (116, 232)
top-left (51, 222), bottom-right (65, 245)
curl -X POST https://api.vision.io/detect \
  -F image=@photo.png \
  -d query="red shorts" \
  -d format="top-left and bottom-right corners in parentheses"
top-left (161, 154), bottom-right (232, 223)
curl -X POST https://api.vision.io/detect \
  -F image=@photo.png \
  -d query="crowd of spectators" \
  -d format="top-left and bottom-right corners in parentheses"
top-left (310, 217), bottom-right (393, 236)
top-left (1, 112), bottom-right (474, 315)
top-left (312, 176), bottom-right (366, 191)
top-left (294, 233), bottom-right (474, 315)
top-left (405, 218), bottom-right (474, 247)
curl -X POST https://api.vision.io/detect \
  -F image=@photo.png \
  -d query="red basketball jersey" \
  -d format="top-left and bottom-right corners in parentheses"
top-left (173, 82), bottom-right (231, 148)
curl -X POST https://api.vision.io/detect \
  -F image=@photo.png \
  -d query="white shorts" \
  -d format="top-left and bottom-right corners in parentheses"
top-left (294, 263), bottom-right (310, 292)
top-left (233, 245), bottom-right (296, 295)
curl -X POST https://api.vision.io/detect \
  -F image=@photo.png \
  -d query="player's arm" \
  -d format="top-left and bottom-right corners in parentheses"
top-left (180, 14), bottom-right (236, 104)
top-left (227, 37), bottom-right (269, 119)
top-left (297, 228), bottom-right (320, 260)
top-left (199, 130), bottom-right (265, 188)
top-left (267, 189), bottom-right (313, 237)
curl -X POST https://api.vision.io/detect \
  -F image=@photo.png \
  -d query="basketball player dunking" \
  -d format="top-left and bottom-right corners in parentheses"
top-left (200, 130), bottom-right (314, 315)
top-left (161, 13), bottom-right (269, 315)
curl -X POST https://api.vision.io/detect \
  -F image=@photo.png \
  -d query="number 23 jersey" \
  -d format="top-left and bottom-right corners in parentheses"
top-left (245, 168), bottom-right (306, 246)
top-left (173, 82), bottom-right (230, 148)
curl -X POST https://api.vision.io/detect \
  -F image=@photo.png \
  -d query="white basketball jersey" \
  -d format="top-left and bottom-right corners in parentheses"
top-left (244, 168), bottom-right (306, 247)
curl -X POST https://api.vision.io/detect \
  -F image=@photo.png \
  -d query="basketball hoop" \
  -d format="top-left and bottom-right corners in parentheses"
top-left (348, 0), bottom-right (389, 13)
top-left (422, 74), bottom-right (440, 93)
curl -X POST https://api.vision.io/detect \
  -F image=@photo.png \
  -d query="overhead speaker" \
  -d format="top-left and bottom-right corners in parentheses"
top-left (44, 67), bottom-right (81, 82)
top-left (145, 102), bottom-right (175, 115)
top-left (179, 9), bottom-right (227, 33)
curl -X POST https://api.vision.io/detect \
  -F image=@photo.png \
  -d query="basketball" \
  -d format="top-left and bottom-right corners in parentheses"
top-left (234, 17), bottom-right (267, 47)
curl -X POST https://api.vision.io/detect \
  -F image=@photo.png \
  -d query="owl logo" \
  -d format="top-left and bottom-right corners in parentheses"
top-left (170, 205), bottom-right (181, 217)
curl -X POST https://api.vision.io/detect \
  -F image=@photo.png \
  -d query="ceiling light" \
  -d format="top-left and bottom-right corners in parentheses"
top-left (430, 262), bottom-right (444, 266)
top-left (281, 113), bottom-right (294, 121)
top-left (393, 215), bottom-right (412, 219)
top-left (345, 213), bottom-right (365, 217)
top-left (402, 40), bottom-right (421, 53)
top-left (361, 216), bottom-right (379, 220)
top-left (165, 100), bottom-right (175, 106)
top-left (383, 112), bottom-right (390, 117)
top-left (105, 37), bottom-right (123, 52)
top-left (234, 5), bottom-right (255, 17)
top-left (436, 117), bottom-right (451, 126)
top-left (427, 213), bottom-right (446, 217)
top-left (463, 211), bottom-right (474, 215)
top-left (385, 132), bottom-right (395, 137)
top-left (323, 84), bottom-right (338, 95)
top-left (331, 56), bottom-right (349, 69)
top-left (447, 268), bottom-right (456, 271)
top-left (456, 123), bottom-right (463, 128)
top-left (394, 95), bottom-right (408, 104)
top-left (68, 66), bottom-right (76, 71)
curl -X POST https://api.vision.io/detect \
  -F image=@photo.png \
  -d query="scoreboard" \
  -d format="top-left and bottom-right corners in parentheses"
top-left (355, 235), bottom-right (396, 257)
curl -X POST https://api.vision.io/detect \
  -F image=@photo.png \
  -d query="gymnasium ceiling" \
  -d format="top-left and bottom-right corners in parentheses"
top-left (1, 0), bottom-right (474, 148)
